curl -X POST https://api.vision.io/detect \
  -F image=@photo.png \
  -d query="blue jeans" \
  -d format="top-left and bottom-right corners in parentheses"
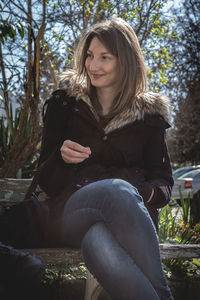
top-left (59, 179), bottom-right (173, 300)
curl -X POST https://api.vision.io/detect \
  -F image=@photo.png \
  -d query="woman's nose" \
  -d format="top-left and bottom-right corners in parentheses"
top-left (89, 58), bottom-right (100, 71)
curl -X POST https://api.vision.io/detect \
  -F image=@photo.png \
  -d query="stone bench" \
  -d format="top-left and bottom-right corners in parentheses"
top-left (1, 178), bottom-right (200, 300)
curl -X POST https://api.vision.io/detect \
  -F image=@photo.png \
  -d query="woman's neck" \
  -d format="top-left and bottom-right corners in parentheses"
top-left (96, 87), bottom-right (116, 116)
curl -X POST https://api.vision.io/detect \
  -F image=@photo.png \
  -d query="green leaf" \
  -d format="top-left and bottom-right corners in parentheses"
top-left (193, 259), bottom-right (200, 267)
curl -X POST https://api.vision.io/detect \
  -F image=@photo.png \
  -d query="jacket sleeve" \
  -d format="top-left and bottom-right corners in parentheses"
top-left (113, 116), bottom-right (173, 209)
top-left (24, 90), bottom-right (72, 199)
top-left (142, 115), bottom-right (173, 208)
top-left (38, 90), bottom-right (72, 166)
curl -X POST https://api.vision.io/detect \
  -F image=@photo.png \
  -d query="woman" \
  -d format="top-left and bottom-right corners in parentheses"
top-left (0, 18), bottom-right (173, 299)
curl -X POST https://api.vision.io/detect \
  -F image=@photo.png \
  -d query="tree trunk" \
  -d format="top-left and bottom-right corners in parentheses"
top-left (0, 42), bottom-right (13, 134)
top-left (0, 0), bottom-right (46, 179)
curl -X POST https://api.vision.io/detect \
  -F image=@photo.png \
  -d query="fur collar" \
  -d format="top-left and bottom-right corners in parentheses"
top-left (59, 70), bottom-right (171, 134)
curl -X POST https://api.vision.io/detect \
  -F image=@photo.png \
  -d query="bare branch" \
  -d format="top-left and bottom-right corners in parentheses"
top-left (0, 42), bottom-right (13, 133)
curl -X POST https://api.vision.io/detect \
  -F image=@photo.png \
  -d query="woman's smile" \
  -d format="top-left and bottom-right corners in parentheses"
top-left (91, 73), bottom-right (104, 80)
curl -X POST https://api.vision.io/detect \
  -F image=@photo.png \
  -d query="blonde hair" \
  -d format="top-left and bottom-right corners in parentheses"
top-left (74, 18), bottom-right (146, 117)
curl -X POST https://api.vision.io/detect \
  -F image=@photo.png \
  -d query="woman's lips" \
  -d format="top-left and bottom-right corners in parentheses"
top-left (91, 74), bottom-right (103, 79)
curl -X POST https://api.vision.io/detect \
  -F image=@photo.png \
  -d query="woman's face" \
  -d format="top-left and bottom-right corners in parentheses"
top-left (85, 37), bottom-right (118, 91)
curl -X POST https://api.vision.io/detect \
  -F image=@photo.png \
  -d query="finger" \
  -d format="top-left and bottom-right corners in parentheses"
top-left (63, 140), bottom-right (91, 154)
top-left (61, 147), bottom-right (89, 159)
top-left (60, 148), bottom-right (89, 165)
top-left (61, 154), bottom-right (89, 164)
top-left (85, 146), bottom-right (91, 154)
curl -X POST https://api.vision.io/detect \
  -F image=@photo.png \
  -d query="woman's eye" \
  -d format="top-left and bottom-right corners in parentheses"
top-left (86, 53), bottom-right (92, 58)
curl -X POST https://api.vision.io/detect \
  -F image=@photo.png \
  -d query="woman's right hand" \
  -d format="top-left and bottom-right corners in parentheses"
top-left (60, 140), bottom-right (91, 164)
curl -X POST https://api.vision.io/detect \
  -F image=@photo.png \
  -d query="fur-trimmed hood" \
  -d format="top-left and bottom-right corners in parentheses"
top-left (59, 70), bottom-right (171, 134)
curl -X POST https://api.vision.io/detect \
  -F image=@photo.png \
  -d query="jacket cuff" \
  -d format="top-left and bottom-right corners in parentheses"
top-left (145, 185), bottom-right (169, 208)
top-left (135, 182), bottom-right (169, 209)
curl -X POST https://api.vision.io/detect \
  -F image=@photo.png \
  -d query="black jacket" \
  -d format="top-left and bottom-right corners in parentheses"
top-left (26, 73), bottom-right (173, 228)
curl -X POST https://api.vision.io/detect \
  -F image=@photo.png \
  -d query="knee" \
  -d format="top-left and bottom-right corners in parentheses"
top-left (95, 178), bottom-right (140, 197)
top-left (100, 179), bottom-right (143, 206)
top-left (110, 179), bottom-right (140, 195)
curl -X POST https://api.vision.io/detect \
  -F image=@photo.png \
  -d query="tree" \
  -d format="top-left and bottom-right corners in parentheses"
top-left (46, 0), bottom-right (176, 91)
top-left (0, 0), bottom-right (46, 178)
top-left (166, 0), bottom-right (200, 165)
top-left (168, 81), bottom-right (200, 165)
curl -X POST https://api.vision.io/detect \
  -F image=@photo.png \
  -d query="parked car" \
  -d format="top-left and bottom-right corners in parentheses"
top-left (171, 168), bottom-right (200, 201)
top-left (172, 165), bottom-right (200, 180)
